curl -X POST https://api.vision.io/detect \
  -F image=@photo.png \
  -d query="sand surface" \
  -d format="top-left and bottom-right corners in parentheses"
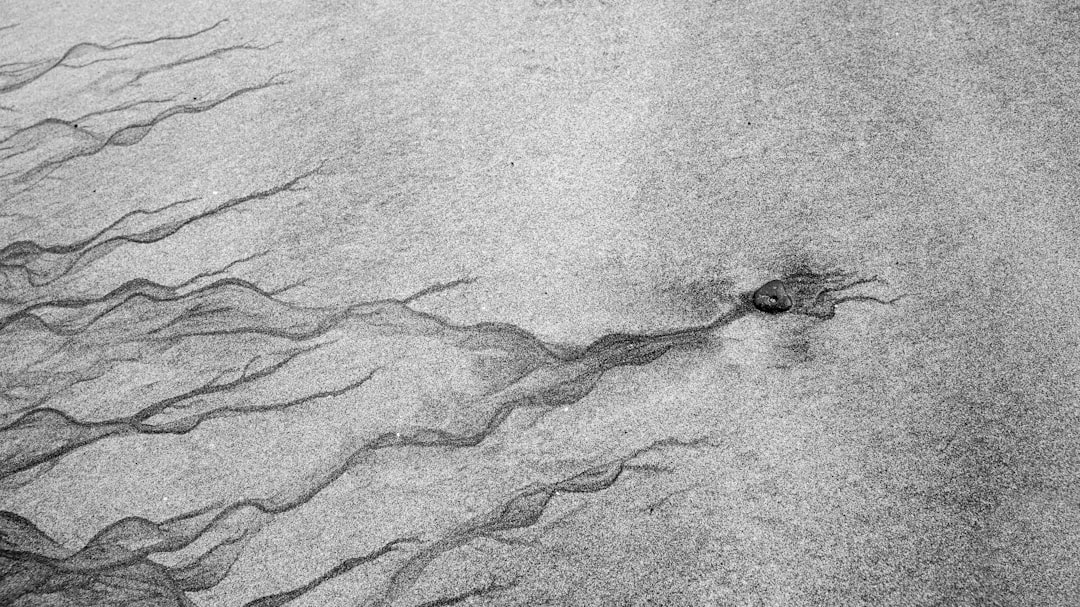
top-left (2, 1), bottom-right (1079, 605)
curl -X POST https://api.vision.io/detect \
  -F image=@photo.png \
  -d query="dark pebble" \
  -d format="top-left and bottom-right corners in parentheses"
top-left (753, 279), bottom-right (793, 313)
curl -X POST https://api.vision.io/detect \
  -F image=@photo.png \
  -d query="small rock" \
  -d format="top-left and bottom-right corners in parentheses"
top-left (753, 279), bottom-right (793, 313)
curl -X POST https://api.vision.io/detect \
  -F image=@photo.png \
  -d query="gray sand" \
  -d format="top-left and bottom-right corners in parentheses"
top-left (1, 2), bottom-right (1078, 606)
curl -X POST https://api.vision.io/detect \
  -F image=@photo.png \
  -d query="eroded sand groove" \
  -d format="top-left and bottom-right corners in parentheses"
top-left (0, 212), bottom-right (896, 605)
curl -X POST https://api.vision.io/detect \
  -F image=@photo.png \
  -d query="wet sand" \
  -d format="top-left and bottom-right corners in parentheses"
top-left (2, 2), bottom-right (1078, 605)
